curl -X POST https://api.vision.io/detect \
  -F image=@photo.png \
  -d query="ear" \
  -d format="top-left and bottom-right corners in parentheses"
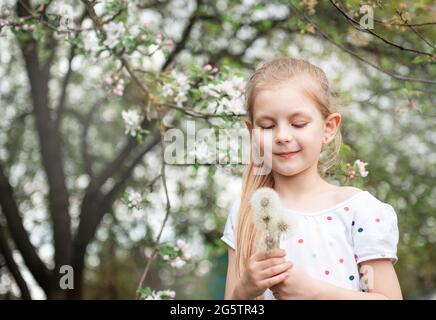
top-left (323, 112), bottom-right (341, 144)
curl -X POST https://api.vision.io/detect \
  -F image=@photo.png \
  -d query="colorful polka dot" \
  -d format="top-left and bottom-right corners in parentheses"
top-left (327, 216), bottom-right (333, 221)
top-left (325, 270), bottom-right (330, 275)
top-left (380, 253), bottom-right (386, 257)
top-left (354, 254), bottom-right (359, 261)
top-left (375, 218), bottom-right (381, 223)
top-left (351, 221), bottom-right (355, 226)
top-left (339, 258), bottom-right (344, 264)
top-left (298, 239), bottom-right (304, 244)
top-left (349, 275), bottom-right (355, 280)
top-left (358, 228), bottom-right (364, 232)
top-left (344, 207), bottom-right (350, 212)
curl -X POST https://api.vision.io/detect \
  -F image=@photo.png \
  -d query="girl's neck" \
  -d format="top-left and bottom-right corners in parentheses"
top-left (272, 163), bottom-right (333, 201)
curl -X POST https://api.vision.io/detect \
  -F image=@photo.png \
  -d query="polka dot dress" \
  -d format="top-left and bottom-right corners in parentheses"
top-left (221, 190), bottom-right (399, 300)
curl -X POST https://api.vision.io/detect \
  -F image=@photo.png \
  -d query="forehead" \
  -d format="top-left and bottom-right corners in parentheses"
top-left (252, 81), bottom-right (321, 120)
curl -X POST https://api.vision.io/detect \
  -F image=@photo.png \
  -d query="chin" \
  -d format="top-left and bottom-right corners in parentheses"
top-left (271, 164), bottom-right (301, 176)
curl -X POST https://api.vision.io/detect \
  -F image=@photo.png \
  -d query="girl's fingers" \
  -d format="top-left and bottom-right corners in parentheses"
top-left (253, 248), bottom-right (286, 262)
top-left (259, 269), bottom-right (290, 288)
top-left (256, 257), bottom-right (287, 270)
top-left (259, 261), bottom-right (293, 279)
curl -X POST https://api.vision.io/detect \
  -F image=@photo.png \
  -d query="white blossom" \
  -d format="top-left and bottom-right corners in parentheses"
top-left (222, 96), bottom-right (245, 114)
top-left (113, 80), bottom-right (125, 96)
top-left (126, 190), bottom-right (142, 208)
top-left (159, 289), bottom-right (176, 299)
top-left (176, 239), bottom-right (186, 249)
top-left (161, 83), bottom-right (174, 97)
top-left (171, 70), bottom-right (190, 91)
top-left (174, 91), bottom-right (187, 107)
top-left (354, 159), bottom-right (369, 177)
top-left (103, 21), bottom-right (126, 48)
top-left (170, 256), bottom-right (186, 268)
top-left (199, 83), bottom-right (220, 98)
top-left (83, 30), bottom-right (100, 52)
top-left (216, 76), bottom-right (246, 98)
top-left (53, 4), bottom-right (75, 31)
top-left (144, 289), bottom-right (175, 300)
top-left (122, 109), bottom-right (142, 137)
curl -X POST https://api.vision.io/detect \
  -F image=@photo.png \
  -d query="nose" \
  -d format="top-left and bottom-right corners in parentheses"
top-left (275, 124), bottom-right (293, 145)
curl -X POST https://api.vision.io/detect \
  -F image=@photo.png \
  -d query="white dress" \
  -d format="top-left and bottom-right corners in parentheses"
top-left (220, 190), bottom-right (399, 299)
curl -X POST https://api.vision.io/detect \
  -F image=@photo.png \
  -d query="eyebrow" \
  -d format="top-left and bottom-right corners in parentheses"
top-left (255, 110), bottom-right (313, 121)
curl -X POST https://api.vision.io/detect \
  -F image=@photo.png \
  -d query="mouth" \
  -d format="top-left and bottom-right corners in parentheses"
top-left (274, 150), bottom-right (300, 159)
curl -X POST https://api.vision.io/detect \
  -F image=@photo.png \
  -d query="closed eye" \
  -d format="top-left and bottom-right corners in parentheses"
top-left (259, 123), bottom-right (307, 129)
top-left (293, 123), bottom-right (307, 128)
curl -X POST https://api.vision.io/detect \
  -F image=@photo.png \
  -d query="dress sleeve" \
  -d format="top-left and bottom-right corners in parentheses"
top-left (352, 200), bottom-right (399, 265)
top-left (220, 198), bottom-right (240, 250)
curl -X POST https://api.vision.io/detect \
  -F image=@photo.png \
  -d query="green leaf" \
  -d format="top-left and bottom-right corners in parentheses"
top-left (411, 55), bottom-right (428, 64)
top-left (139, 287), bottom-right (152, 299)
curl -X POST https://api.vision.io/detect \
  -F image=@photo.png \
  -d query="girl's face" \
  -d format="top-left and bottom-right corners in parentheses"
top-left (247, 80), bottom-right (340, 177)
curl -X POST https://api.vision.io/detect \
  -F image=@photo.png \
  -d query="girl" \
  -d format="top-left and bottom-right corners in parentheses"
top-left (221, 58), bottom-right (402, 300)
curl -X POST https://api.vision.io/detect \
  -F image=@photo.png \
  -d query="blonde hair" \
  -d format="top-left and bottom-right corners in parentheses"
top-left (235, 57), bottom-right (342, 300)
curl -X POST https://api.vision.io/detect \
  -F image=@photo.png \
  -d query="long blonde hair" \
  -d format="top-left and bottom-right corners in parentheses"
top-left (235, 57), bottom-right (342, 300)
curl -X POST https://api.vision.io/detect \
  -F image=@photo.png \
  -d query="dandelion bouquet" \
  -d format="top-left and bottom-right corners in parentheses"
top-left (250, 187), bottom-right (295, 253)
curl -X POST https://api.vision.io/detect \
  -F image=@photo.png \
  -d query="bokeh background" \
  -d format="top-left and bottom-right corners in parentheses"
top-left (0, 0), bottom-right (435, 299)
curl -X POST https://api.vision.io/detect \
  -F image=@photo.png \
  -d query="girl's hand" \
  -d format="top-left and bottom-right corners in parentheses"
top-left (269, 264), bottom-right (316, 300)
top-left (236, 248), bottom-right (293, 299)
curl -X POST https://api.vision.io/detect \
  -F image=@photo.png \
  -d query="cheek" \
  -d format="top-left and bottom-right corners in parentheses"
top-left (296, 129), bottom-right (323, 150)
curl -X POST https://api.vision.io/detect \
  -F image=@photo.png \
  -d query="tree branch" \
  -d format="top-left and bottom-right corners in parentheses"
top-left (136, 131), bottom-right (171, 298)
top-left (0, 223), bottom-right (31, 300)
top-left (329, 0), bottom-right (434, 57)
top-left (17, 0), bottom-right (72, 276)
top-left (103, 131), bottom-right (161, 203)
top-left (0, 162), bottom-right (51, 293)
top-left (55, 9), bottom-right (89, 131)
top-left (288, 2), bottom-right (436, 84)
top-left (161, 0), bottom-right (202, 70)
top-left (395, 9), bottom-right (435, 50)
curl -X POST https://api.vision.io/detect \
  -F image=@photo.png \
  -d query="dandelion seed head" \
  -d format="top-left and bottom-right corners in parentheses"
top-left (250, 187), bottom-right (280, 231)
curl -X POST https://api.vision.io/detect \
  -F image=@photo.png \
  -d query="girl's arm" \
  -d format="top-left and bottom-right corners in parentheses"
top-left (311, 259), bottom-right (403, 300)
top-left (224, 247), bottom-right (237, 299)
top-left (224, 247), bottom-right (248, 299)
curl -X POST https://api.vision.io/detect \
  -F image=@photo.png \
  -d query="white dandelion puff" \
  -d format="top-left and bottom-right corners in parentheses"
top-left (250, 187), bottom-right (280, 232)
top-left (275, 211), bottom-right (297, 241)
top-left (250, 187), bottom-right (297, 252)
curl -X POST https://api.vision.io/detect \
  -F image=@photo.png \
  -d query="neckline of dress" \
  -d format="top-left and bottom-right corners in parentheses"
top-left (280, 190), bottom-right (369, 216)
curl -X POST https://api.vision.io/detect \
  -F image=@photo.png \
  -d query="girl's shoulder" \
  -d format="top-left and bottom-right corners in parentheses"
top-left (331, 186), bottom-right (386, 206)
top-left (335, 187), bottom-right (398, 222)
top-left (332, 186), bottom-right (364, 203)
